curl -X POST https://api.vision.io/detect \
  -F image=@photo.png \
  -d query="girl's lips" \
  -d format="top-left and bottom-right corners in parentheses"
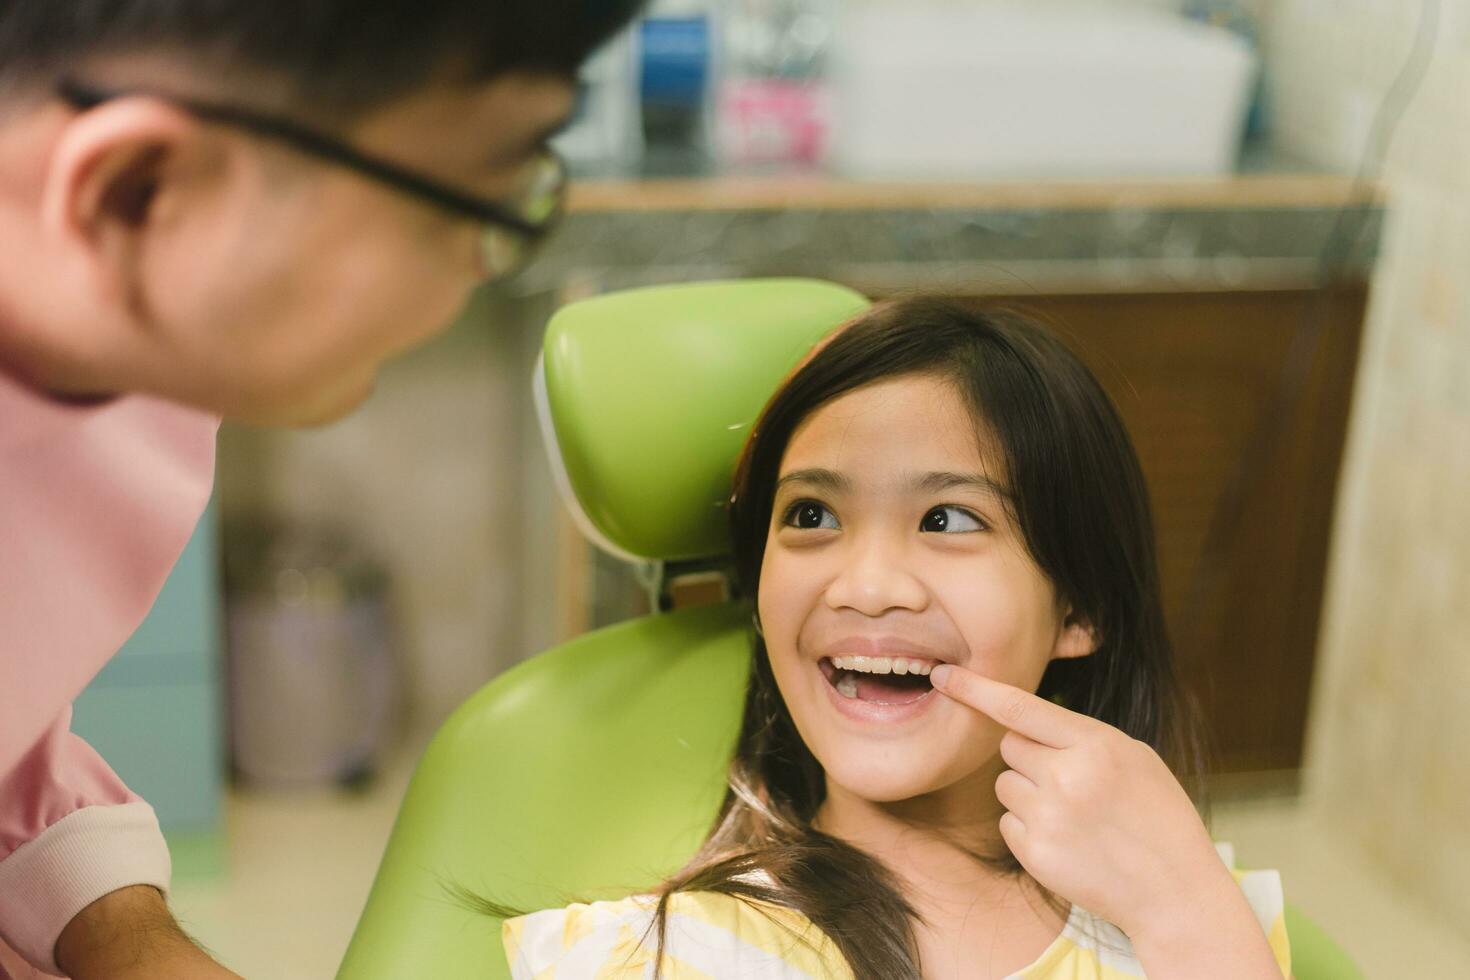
top-left (816, 636), bottom-right (951, 663)
top-left (817, 656), bottom-right (940, 726)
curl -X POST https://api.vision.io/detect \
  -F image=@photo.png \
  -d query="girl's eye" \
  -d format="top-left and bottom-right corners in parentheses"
top-left (783, 501), bottom-right (840, 530)
top-left (921, 505), bottom-right (985, 533)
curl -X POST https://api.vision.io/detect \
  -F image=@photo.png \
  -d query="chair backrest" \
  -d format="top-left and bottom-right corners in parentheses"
top-left (338, 279), bottom-right (1359, 979)
top-left (535, 278), bottom-right (870, 562)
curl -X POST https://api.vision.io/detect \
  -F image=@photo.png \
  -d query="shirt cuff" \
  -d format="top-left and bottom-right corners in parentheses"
top-left (0, 802), bottom-right (172, 975)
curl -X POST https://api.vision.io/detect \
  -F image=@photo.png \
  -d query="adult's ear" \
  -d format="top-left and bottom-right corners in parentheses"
top-left (39, 96), bottom-right (208, 317)
top-left (1051, 607), bottom-right (1100, 661)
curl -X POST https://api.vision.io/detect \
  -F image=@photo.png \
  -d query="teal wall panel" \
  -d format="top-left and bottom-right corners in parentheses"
top-left (71, 501), bottom-right (225, 833)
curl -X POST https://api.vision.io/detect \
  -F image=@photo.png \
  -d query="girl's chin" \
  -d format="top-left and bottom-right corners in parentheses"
top-left (811, 726), bottom-right (1002, 809)
top-left (818, 755), bottom-right (958, 805)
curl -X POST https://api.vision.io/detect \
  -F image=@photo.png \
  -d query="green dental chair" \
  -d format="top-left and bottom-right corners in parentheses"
top-left (337, 279), bottom-right (1360, 980)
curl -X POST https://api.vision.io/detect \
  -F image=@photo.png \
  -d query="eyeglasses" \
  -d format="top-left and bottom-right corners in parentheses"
top-left (57, 78), bottom-right (567, 282)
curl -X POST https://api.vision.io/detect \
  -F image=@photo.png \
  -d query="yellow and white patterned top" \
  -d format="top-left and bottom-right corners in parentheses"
top-left (502, 845), bottom-right (1290, 979)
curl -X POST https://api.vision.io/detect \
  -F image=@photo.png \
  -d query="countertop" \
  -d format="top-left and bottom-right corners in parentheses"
top-left (515, 150), bottom-right (1384, 296)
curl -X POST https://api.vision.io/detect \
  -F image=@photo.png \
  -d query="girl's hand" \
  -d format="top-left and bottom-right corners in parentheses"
top-left (929, 665), bottom-right (1284, 978)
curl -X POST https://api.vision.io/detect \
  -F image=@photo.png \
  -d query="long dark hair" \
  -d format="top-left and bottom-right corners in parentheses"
top-left (649, 297), bottom-right (1204, 978)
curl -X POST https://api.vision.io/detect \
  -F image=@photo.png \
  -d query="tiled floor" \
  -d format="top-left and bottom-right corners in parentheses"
top-left (171, 745), bottom-right (1470, 980)
top-left (169, 740), bottom-right (422, 980)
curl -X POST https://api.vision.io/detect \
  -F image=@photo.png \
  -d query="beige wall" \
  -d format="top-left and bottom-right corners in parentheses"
top-left (1266, 0), bottom-right (1470, 934)
top-left (217, 288), bottom-right (540, 730)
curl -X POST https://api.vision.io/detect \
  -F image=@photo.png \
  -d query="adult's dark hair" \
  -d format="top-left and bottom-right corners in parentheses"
top-left (648, 297), bottom-right (1205, 978)
top-left (0, 0), bottom-right (644, 112)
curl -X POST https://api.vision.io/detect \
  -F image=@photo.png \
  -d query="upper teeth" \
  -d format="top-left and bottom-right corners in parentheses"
top-left (830, 655), bottom-right (935, 676)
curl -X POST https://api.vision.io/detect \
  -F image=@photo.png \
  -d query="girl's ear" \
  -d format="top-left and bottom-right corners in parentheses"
top-left (1052, 607), bottom-right (1099, 661)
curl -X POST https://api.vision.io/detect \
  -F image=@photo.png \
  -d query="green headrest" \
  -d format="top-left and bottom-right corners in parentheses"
top-left (535, 279), bottom-right (872, 562)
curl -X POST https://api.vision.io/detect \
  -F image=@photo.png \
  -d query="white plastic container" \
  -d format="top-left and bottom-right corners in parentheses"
top-left (553, 27), bottom-right (643, 172)
top-left (828, 3), bottom-right (1255, 178)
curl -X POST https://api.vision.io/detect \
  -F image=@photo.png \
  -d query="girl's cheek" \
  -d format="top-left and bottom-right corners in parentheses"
top-left (940, 582), bottom-right (1031, 676)
top-left (760, 549), bottom-right (824, 629)
top-left (958, 601), bottom-right (1063, 690)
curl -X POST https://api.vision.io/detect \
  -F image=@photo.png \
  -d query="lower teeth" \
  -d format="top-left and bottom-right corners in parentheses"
top-left (835, 673), bottom-right (859, 699)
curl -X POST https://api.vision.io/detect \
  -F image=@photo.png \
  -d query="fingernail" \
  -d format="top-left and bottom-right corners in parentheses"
top-left (930, 664), bottom-right (952, 689)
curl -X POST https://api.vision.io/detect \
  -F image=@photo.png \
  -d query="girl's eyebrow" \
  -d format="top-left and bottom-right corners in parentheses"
top-left (775, 468), bottom-right (1009, 500)
top-left (913, 471), bottom-right (1011, 500)
top-left (775, 468), bottom-right (852, 494)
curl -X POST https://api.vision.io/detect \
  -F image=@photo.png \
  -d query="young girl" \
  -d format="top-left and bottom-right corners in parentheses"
top-left (502, 298), bottom-right (1291, 979)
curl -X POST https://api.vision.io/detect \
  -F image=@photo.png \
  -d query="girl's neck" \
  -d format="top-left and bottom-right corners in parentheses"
top-left (813, 760), bottom-right (1071, 978)
top-left (813, 757), bottom-right (1019, 906)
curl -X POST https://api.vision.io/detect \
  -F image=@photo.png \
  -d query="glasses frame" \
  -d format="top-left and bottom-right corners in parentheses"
top-left (56, 77), bottom-right (567, 276)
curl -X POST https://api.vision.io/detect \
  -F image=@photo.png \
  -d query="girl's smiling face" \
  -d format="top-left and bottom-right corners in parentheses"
top-left (756, 372), bottom-right (1096, 804)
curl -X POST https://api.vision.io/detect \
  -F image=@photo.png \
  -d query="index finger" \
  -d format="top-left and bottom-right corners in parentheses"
top-left (929, 664), bottom-right (1087, 748)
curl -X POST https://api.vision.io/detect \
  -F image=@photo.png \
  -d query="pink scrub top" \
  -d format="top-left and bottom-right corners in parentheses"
top-left (0, 367), bottom-right (216, 977)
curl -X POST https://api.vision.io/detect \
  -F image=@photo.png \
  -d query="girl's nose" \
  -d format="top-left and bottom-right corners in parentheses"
top-left (823, 533), bottom-right (928, 617)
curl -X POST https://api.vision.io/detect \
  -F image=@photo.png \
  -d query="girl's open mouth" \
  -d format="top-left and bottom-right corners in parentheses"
top-left (818, 655), bottom-right (936, 706)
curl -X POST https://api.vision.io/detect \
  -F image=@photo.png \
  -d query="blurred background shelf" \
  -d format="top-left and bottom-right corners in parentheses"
top-left (564, 169), bottom-right (1379, 214)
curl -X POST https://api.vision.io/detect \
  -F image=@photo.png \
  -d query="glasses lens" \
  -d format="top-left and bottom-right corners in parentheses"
top-left (477, 150), bottom-right (566, 280)
top-left (509, 150), bottom-right (566, 225)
